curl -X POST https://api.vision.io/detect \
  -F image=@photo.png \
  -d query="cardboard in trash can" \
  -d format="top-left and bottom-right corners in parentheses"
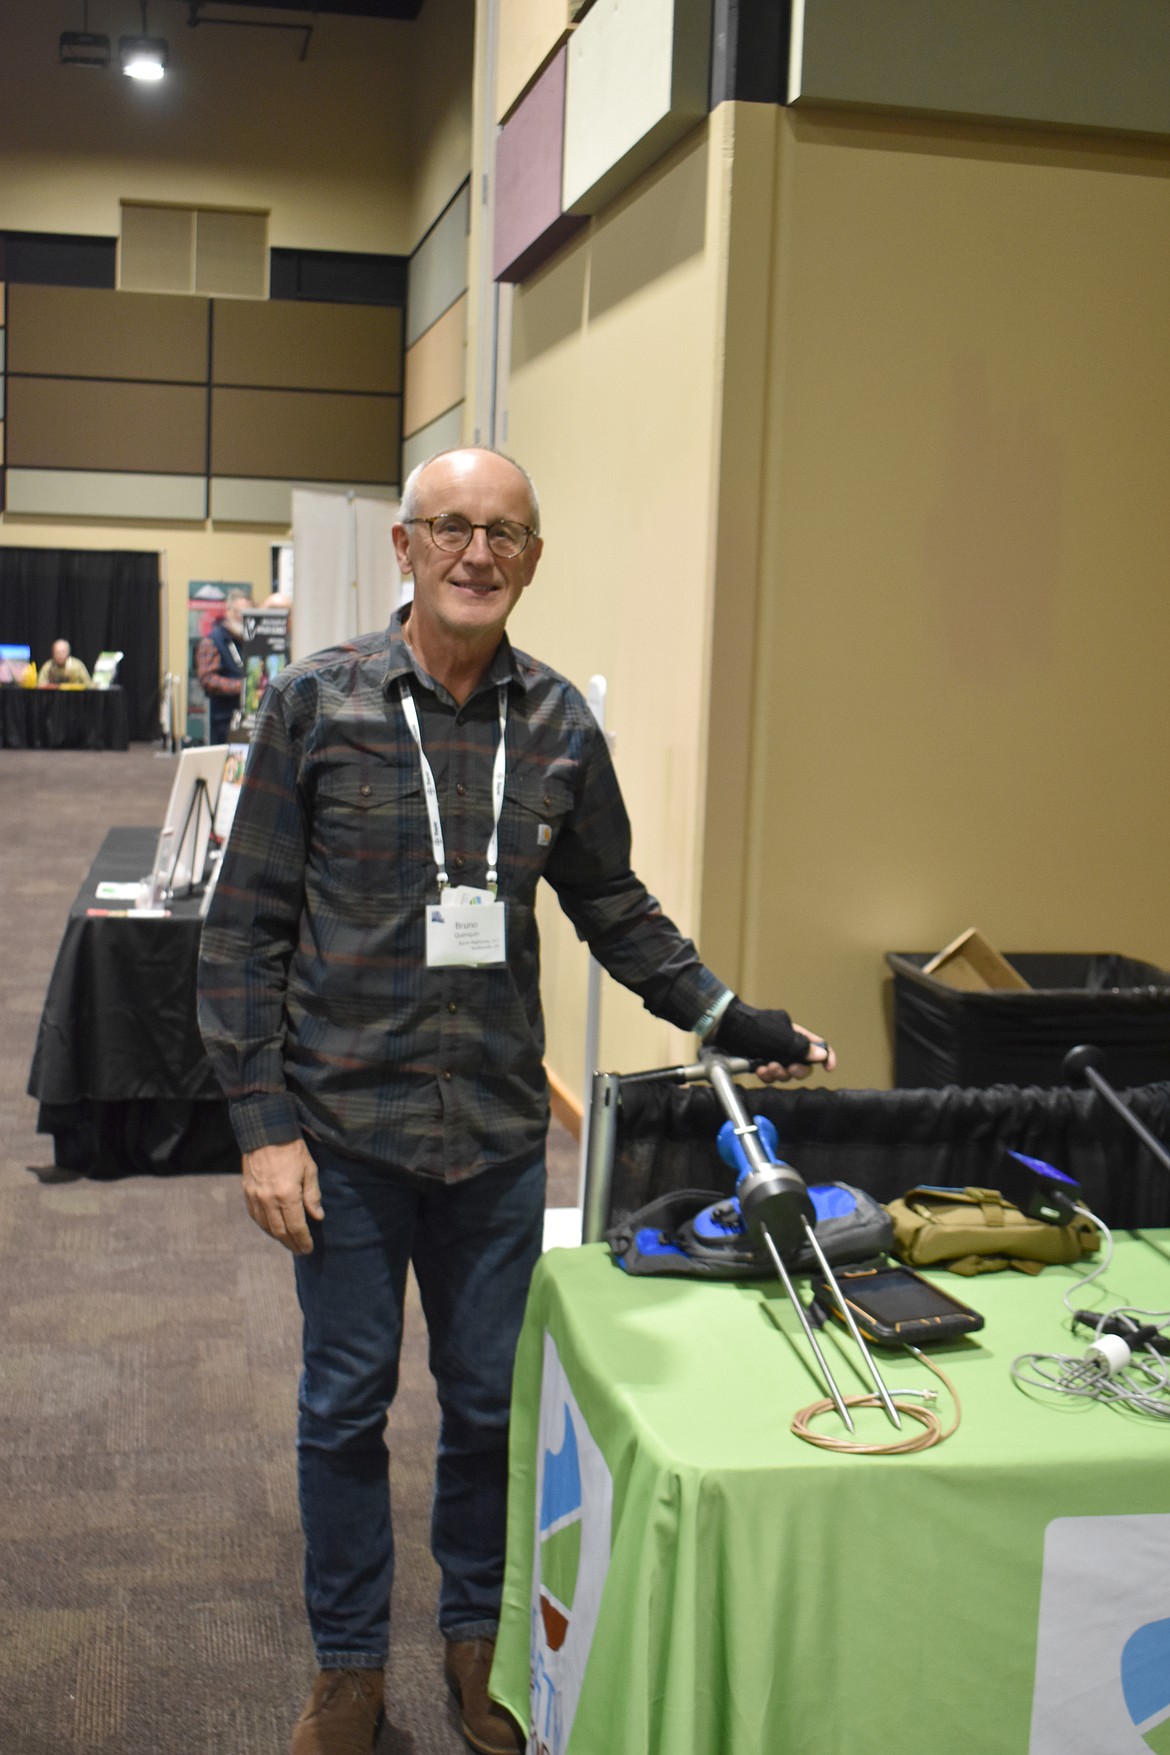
top-left (923, 929), bottom-right (1030, 994)
top-left (887, 950), bottom-right (1170, 1089)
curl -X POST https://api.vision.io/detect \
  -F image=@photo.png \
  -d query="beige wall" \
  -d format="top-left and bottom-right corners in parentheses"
top-left (406, 0), bottom-right (477, 246)
top-left (0, 2), bottom-right (474, 254)
top-left (495, 0), bottom-right (568, 123)
top-left (739, 110), bottom-right (1170, 1087)
top-left (505, 116), bottom-right (736, 1091)
top-left (0, 6), bottom-right (420, 253)
top-left (502, 100), bottom-right (1170, 1104)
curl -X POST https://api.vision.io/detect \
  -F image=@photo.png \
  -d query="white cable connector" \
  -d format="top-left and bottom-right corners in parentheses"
top-left (1084, 1334), bottom-right (1132, 1378)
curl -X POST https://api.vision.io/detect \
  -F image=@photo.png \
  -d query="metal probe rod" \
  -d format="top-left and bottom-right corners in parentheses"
top-left (798, 1217), bottom-right (903, 1429)
top-left (704, 1054), bottom-right (902, 1430)
top-left (759, 1228), bottom-right (856, 1433)
top-left (1081, 1064), bottom-right (1170, 1178)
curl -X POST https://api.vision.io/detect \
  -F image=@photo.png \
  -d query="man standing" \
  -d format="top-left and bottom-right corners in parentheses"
top-left (197, 448), bottom-right (833, 1755)
top-left (196, 588), bottom-right (249, 742)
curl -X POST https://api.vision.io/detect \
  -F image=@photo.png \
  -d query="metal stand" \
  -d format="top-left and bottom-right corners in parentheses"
top-left (702, 1052), bottom-right (901, 1431)
top-left (165, 776), bottom-right (214, 899)
top-left (581, 1050), bottom-right (902, 1430)
top-left (1064, 1044), bottom-right (1170, 1178)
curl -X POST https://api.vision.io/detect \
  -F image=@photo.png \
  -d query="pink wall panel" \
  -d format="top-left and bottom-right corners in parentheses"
top-left (493, 48), bottom-right (584, 284)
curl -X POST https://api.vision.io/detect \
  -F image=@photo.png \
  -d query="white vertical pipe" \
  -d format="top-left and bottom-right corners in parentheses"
top-left (577, 675), bottom-right (608, 1210)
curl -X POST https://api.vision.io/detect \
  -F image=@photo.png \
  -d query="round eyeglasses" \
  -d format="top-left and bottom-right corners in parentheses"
top-left (403, 513), bottom-right (536, 559)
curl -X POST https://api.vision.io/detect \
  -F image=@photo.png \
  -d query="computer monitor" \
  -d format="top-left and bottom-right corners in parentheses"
top-left (0, 643), bottom-right (31, 684)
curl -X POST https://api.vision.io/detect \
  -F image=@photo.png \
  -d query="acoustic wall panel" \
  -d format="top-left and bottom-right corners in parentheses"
top-left (211, 387), bottom-right (401, 484)
top-left (562, 0), bottom-right (713, 215)
top-left (194, 210), bottom-right (269, 299)
top-left (401, 402), bottom-right (464, 480)
top-left (210, 476), bottom-right (400, 526)
top-left (788, 0), bottom-right (1170, 138)
top-left (403, 294), bottom-right (467, 439)
top-left (407, 184), bottom-right (470, 347)
top-left (213, 300), bottom-right (403, 394)
top-left (210, 477), bottom-right (299, 525)
top-left (5, 469), bottom-right (207, 521)
top-left (494, 49), bottom-right (585, 283)
top-left (120, 204), bottom-right (196, 294)
top-left (5, 378), bottom-right (207, 474)
top-left (6, 285), bottom-right (209, 383)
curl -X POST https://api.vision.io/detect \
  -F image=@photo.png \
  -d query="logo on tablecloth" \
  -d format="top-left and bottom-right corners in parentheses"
top-left (1031, 1515), bottom-right (1170, 1752)
top-left (538, 1403), bottom-right (581, 1651)
top-left (530, 1332), bottom-right (612, 1755)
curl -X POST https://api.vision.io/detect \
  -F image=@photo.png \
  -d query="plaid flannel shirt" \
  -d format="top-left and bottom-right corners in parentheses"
top-left (197, 610), bottom-right (726, 1182)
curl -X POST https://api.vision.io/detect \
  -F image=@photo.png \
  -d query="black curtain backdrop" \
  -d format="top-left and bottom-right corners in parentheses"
top-left (0, 549), bottom-right (160, 741)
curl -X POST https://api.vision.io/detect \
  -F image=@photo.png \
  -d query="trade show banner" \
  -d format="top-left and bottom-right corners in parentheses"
top-left (1030, 1514), bottom-right (1170, 1753)
top-left (529, 1333), bottom-right (613, 1755)
top-left (240, 608), bottom-right (290, 726)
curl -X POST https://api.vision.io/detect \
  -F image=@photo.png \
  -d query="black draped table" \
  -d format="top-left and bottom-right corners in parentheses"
top-left (1, 686), bottom-right (130, 750)
top-left (600, 1077), bottom-right (1170, 1232)
top-left (27, 825), bottom-right (237, 1176)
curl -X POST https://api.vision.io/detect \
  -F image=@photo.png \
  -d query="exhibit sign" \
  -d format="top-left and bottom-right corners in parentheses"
top-left (529, 1332), bottom-right (612, 1755)
top-left (1031, 1514), bottom-right (1170, 1753)
top-left (239, 608), bottom-right (290, 725)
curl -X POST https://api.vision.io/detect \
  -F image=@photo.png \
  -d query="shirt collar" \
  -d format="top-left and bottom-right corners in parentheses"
top-left (383, 604), bottom-right (530, 703)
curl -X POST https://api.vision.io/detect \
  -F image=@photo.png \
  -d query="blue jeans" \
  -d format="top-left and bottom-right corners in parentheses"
top-left (294, 1140), bottom-right (546, 1669)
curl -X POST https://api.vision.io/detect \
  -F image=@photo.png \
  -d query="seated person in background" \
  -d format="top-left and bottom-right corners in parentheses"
top-left (37, 640), bottom-right (91, 688)
top-left (196, 590), bottom-right (250, 742)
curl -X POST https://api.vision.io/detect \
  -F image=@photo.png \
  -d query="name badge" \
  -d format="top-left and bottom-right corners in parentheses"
top-left (425, 885), bottom-right (507, 968)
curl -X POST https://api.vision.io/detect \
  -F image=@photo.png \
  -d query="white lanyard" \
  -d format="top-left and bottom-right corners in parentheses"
top-left (398, 678), bottom-right (508, 895)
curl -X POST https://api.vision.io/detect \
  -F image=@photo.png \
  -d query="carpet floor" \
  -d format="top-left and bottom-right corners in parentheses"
top-left (0, 744), bottom-right (580, 1755)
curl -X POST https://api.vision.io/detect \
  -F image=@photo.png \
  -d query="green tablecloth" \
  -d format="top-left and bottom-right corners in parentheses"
top-left (494, 1233), bottom-right (1170, 1755)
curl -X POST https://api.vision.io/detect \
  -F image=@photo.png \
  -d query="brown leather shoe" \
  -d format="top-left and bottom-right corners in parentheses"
top-left (444, 1638), bottom-right (524, 1755)
top-left (290, 1667), bottom-right (385, 1754)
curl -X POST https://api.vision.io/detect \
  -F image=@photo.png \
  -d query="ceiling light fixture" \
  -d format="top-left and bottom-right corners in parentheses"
top-left (120, 1), bottom-right (168, 79)
top-left (60, 0), bottom-right (111, 68)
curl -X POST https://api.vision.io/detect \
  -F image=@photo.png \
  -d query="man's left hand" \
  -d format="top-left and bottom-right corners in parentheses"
top-left (710, 998), bottom-right (836, 1083)
top-left (754, 1024), bottom-right (836, 1084)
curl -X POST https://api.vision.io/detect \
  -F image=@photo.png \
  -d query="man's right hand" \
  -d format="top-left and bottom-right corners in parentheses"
top-left (241, 1139), bottom-right (323, 1254)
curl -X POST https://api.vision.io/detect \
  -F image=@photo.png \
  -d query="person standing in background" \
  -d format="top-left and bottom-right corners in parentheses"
top-left (196, 589), bottom-right (250, 742)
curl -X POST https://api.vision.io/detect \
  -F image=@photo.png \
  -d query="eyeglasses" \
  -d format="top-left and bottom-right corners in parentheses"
top-left (403, 513), bottom-right (536, 559)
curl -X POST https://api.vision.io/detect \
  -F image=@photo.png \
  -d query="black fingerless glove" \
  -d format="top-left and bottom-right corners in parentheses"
top-left (711, 998), bottom-right (811, 1066)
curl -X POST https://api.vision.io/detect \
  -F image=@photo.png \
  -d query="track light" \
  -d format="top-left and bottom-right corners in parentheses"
top-left (120, 2), bottom-right (168, 80)
top-left (60, 31), bottom-right (111, 67)
top-left (60, 2), bottom-right (110, 68)
top-left (120, 35), bottom-right (168, 78)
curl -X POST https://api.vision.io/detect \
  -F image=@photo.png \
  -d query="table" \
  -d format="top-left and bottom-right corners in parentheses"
top-left (27, 825), bottom-right (237, 1176)
top-left (494, 1235), bottom-right (1170, 1755)
top-left (1, 685), bottom-right (130, 750)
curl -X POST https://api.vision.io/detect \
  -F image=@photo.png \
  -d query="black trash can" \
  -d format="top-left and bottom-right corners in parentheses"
top-left (887, 952), bottom-right (1170, 1090)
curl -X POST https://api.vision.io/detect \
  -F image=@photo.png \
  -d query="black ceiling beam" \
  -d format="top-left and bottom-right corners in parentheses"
top-left (710, 0), bottom-right (790, 107)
